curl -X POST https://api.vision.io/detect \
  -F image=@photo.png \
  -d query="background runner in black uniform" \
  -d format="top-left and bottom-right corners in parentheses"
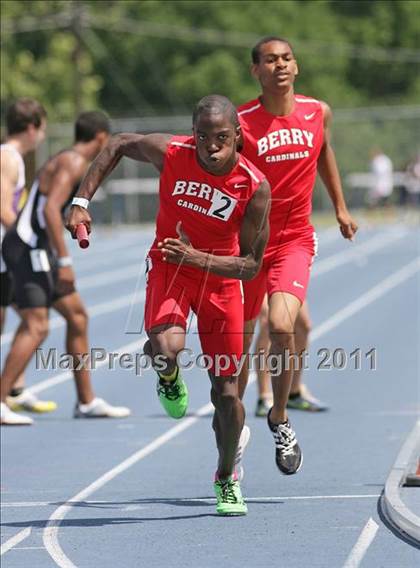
top-left (1, 112), bottom-right (131, 422)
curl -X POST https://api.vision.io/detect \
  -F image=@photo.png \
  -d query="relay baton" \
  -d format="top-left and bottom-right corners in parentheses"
top-left (76, 224), bottom-right (90, 249)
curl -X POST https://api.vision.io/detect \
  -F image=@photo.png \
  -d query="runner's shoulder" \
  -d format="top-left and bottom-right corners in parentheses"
top-left (166, 134), bottom-right (196, 156)
top-left (295, 94), bottom-right (330, 118)
top-left (294, 93), bottom-right (322, 105)
top-left (238, 153), bottom-right (266, 185)
top-left (0, 148), bottom-right (19, 181)
top-left (38, 150), bottom-right (87, 188)
top-left (237, 99), bottom-right (262, 120)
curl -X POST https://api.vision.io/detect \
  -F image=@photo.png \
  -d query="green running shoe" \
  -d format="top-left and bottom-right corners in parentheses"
top-left (255, 397), bottom-right (273, 417)
top-left (156, 371), bottom-right (188, 419)
top-left (287, 385), bottom-right (329, 412)
top-left (214, 475), bottom-right (248, 516)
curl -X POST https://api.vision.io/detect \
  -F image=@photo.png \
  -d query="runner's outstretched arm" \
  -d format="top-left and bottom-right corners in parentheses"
top-left (65, 133), bottom-right (171, 235)
top-left (159, 179), bottom-right (271, 280)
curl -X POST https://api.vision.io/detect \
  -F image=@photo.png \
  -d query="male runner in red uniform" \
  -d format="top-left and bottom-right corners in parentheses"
top-left (66, 95), bottom-right (270, 516)
top-left (238, 36), bottom-right (358, 474)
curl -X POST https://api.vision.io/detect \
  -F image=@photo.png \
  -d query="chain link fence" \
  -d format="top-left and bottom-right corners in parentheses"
top-left (31, 104), bottom-right (420, 223)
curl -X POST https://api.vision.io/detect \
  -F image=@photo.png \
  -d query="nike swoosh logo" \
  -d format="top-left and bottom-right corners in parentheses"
top-left (293, 280), bottom-right (304, 289)
top-left (304, 112), bottom-right (316, 120)
top-left (234, 183), bottom-right (248, 189)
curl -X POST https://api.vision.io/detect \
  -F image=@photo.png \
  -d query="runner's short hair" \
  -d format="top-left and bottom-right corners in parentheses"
top-left (75, 111), bottom-right (111, 142)
top-left (6, 98), bottom-right (47, 135)
top-left (252, 36), bottom-right (293, 64)
top-left (193, 95), bottom-right (239, 129)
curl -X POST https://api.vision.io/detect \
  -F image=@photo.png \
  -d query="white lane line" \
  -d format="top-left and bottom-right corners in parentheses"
top-left (1, 224), bottom-right (405, 349)
top-left (43, 402), bottom-right (214, 568)
top-left (316, 225), bottom-right (341, 245)
top-left (311, 257), bottom-right (420, 341)
top-left (72, 243), bottom-right (148, 272)
top-left (0, 242), bottom-right (149, 345)
top-left (1, 494), bottom-right (380, 508)
top-left (1, 292), bottom-right (146, 347)
top-left (0, 228), bottom-right (405, 347)
top-left (126, 494), bottom-right (380, 504)
top-left (343, 517), bottom-right (379, 568)
top-left (70, 225), bottom-right (337, 268)
top-left (76, 264), bottom-right (142, 290)
top-left (71, 232), bottom-right (153, 257)
top-left (28, 317), bottom-right (194, 395)
top-left (246, 494), bottom-right (381, 502)
top-left (312, 226), bottom-right (407, 277)
top-left (28, 256), bottom-right (420, 396)
top-left (2, 502), bottom-right (55, 507)
top-left (42, 258), bottom-right (419, 567)
top-left (73, 224), bottom-right (340, 260)
top-left (11, 546), bottom-right (45, 550)
top-left (28, 338), bottom-right (145, 395)
top-left (1, 527), bottom-right (32, 556)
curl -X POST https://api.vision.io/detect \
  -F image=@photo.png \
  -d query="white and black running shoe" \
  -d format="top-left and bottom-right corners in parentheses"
top-left (74, 398), bottom-right (131, 419)
top-left (267, 409), bottom-right (302, 475)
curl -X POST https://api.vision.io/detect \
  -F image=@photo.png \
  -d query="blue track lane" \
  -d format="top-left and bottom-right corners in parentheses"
top-left (1, 223), bottom-right (419, 568)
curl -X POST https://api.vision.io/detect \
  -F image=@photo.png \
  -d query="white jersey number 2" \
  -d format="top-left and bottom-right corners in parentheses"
top-left (207, 189), bottom-right (237, 222)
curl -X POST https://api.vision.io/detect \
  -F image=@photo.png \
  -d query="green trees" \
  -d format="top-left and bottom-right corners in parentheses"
top-left (2, 0), bottom-right (419, 121)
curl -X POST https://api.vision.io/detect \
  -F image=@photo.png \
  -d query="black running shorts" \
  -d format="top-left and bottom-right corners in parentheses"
top-left (0, 270), bottom-right (14, 307)
top-left (2, 229), bottom-right (74, 309)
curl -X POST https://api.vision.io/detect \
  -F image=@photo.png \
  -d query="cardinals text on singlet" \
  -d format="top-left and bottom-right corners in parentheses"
top-left (238, 95), bottom-right (324, 239)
